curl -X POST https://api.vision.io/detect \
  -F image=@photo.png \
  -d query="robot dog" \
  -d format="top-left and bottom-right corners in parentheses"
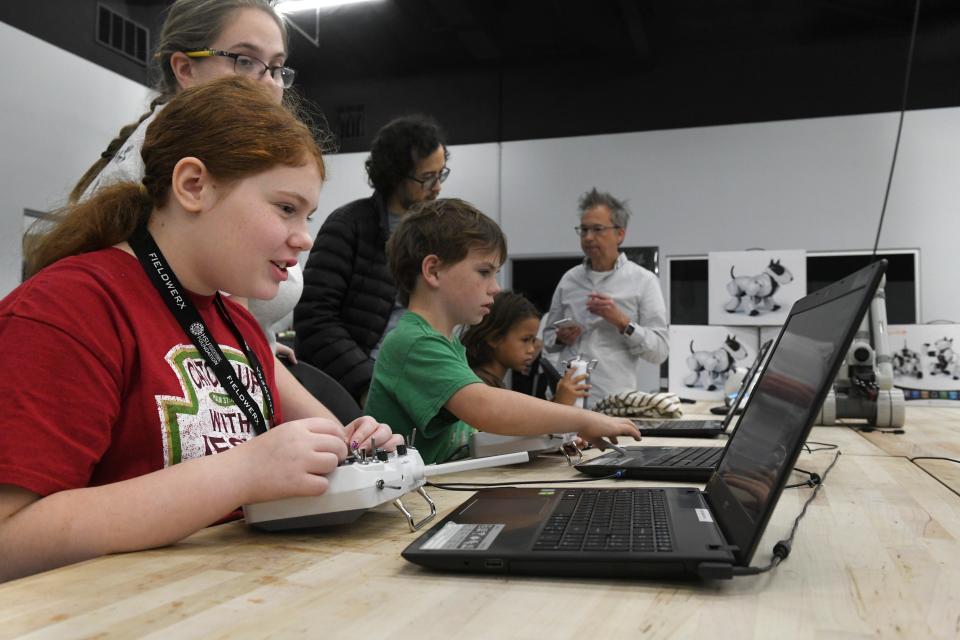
top-left (892, 341), bottom-right (923, 379)
top-left (684, 335), bottom-right (749, 391)
top-left (923, 337), bottom-right (959, 380)
top-left (724, 259), bottom-right (794, 317)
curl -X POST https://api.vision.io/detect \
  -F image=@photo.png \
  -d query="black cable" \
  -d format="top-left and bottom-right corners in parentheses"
top-left (908, 455), bottom-right (960, 500)
top-left (872, 0), bottom-right (922, 257)
top-left (788, 429), bottom-right (839, 474)
top-left (804, 441), bottom-right (839, 452)
top-left (910, 456), bottom-right (960, 466)
top-left (734, 451), bottom-right (842, 576)
top-left (426, 470), bottom-right (625, 491)
top-left (785, 467), bottom-right (822, 489)
top-left (844, 423), bottom-right (904, 435)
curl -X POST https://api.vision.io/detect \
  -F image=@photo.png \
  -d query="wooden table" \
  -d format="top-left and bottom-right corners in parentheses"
top-left (826, 405), bottom-right (960, 492)
top-left (2, 407), bottom-right (959, 640)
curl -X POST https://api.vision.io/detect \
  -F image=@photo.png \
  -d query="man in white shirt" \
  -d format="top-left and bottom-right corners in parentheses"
top-left (543, 188), bottom-right (668, 404)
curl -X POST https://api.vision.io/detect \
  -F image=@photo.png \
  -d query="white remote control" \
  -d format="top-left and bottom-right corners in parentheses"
top-left (469, 431), bottom-right (578, 459)
top-left (243, 447), bottom-right (529, 532)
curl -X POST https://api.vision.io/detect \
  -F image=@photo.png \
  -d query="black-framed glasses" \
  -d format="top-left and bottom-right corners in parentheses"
top-left (574, 224), bottom-right (621, 237)
top-left (185, 49), bottom-right (296, 88)
top-left (407, 166), bottom-right (450, 190)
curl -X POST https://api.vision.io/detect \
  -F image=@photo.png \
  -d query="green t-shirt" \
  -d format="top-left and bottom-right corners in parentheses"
top-left (365, 311), bottom-right (481, 464)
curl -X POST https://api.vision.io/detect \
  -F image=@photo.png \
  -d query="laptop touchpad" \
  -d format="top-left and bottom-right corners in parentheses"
top-left (458, 496), bottom-right (551, 522)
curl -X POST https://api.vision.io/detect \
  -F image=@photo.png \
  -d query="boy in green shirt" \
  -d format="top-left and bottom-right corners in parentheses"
top-left (365, 198), bottom-right (640, 464)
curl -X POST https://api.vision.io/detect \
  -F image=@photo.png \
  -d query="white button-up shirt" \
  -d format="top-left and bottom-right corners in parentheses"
top-left (543, 253), bottom-right (668, 403)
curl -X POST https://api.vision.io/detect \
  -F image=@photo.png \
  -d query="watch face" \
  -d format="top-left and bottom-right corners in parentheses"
top-left (624, 323), bottom-right (635, 336)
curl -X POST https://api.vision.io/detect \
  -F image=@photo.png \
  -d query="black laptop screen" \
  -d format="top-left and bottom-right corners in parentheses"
top-left (707, 261), bottom-right (882, 564)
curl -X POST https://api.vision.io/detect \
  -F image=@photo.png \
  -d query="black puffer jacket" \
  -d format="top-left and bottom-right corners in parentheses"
top-left (294, 193), bottom-right (397, 401)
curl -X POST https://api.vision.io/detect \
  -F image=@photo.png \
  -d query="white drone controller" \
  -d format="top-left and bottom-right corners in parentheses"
top-left (469, 431), bottom-right (581, 463)
top-left (243, 445), bottom-right (529, 532)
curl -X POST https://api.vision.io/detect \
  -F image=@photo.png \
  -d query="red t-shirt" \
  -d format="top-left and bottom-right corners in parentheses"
top-left (0, 248), bottom-right (282, 496)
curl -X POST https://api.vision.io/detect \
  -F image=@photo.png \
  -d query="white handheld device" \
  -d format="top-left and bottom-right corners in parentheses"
top-left (243, 449), bottom-right (529, 532)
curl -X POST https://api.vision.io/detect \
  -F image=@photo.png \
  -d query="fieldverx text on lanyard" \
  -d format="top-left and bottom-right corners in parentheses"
top-left (127, 223), bottom-right (275, 435)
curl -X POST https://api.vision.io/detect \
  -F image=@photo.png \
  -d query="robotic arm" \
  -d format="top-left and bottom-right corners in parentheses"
top-left (816, 275), bottom-right (906, 428)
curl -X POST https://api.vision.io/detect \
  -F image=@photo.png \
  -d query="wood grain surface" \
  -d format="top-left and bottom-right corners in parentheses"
top-left (2, 406), bottom-right (958, 639)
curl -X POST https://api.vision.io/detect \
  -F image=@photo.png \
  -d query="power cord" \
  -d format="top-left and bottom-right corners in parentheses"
top-left (908, 456), bottom-right (960, 499)
top-left (733, 451), bottom-right (842, 576)
top-left (909, 456), bottom-right (960, 466)
top-left (785, 467), bottom-right (822, 489)
top-left (803, 441), bottom-right (839, 453)
top-left (844, 423), bottom-right (904, 435)
top-left (872, 0), bottom-right (922, 257)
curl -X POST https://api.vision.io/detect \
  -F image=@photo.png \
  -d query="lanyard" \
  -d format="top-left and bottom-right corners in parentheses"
top-left (128, 223), bottom-right (275, 435)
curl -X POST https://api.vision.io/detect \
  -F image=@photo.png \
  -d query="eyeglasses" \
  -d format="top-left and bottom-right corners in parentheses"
top-left (407, 166), bottom-right (450, 190)
top-left (574, 224), bottom-right (621, 237)
top-left (185, 49), bottom-right (296, 88)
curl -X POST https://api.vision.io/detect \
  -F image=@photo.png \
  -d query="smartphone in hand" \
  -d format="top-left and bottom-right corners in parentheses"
top-left (551, 317), bottom-right (582, 330)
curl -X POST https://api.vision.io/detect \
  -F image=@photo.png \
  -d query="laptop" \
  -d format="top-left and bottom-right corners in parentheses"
top-left (633, 339), bottom-right (773, 438)
top-left (401, 260), bottom-right (885, 580)
top-left (576, 339), bottom-right (776, 481)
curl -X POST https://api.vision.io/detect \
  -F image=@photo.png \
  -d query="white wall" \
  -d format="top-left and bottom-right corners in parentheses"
top-left (0, 22), bottom-right (151, 297)
top-left (879, 108), bottom-right (960, 323)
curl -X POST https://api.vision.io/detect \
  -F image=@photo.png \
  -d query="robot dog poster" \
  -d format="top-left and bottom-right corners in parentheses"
top-left (708, 250), bottom-right (806, 326)
top-left (889, 324), bottom-right (960, 404)
top-left (668, 325), bottom-right (759, 401)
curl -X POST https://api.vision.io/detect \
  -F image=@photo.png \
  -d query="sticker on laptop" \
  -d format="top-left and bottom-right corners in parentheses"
top-left (695, 508), bottom-right (714, 523)
top-left (420, 522), bottom-right (505, 551)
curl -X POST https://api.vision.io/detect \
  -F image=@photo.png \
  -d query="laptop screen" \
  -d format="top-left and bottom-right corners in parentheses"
top-left (705, 261), bottom-right (884, 564)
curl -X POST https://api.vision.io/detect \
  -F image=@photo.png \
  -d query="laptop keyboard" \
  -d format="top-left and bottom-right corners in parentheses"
top-left (533, 489), bottom-right (673, 553)
top-left (656, 421), bottom-right (709, 430)
top-left (649, 446), bottom-right (723, 467)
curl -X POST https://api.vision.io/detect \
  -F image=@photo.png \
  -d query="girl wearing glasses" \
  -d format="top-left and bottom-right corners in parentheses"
top-left (69, 0), bottom-right (343, 435)
top-left (0, 77), bottom-right (399, 582)
top-left (72, 0), bottom-right (299, 204)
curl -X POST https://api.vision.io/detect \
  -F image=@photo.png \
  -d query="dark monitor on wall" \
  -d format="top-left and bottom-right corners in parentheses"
top-left (668, 251), bottom-right (918, 325)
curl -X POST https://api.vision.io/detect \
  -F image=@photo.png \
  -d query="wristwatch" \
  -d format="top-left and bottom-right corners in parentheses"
top-left (621, 322), bottom-right (638, 336)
